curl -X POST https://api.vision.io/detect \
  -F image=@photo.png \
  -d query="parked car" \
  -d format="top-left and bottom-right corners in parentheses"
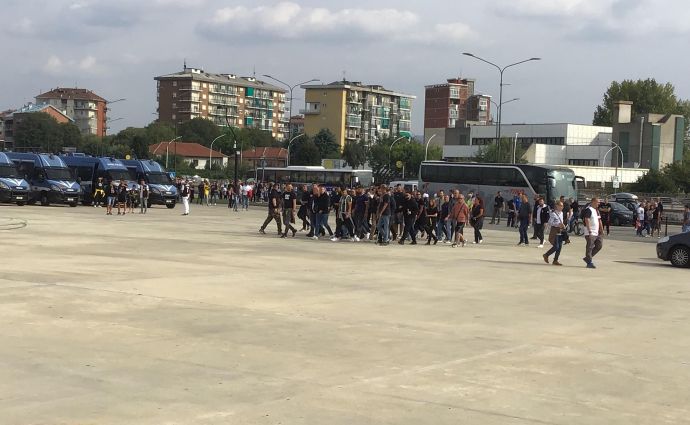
top-left (608, 201), bottom-right (634, 226)
top-left (610, 192), bottom-right (639, 213)
top-left (657, 232), bottom-right (690, 268)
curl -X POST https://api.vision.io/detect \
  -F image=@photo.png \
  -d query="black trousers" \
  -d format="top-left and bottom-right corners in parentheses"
top-left (400, 215), bottom-right (417, 242)
top-left (534, 223), bottom-right (545, 244)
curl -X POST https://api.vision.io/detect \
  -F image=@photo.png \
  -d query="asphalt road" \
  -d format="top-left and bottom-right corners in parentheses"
top-left (1, 203), bottom-right (688, 425)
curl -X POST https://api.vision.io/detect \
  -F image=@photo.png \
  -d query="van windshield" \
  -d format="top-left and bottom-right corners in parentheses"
top-left (0, 165), bottom-right (20, 178)
top-left (45, 168), bottom-right (74, 180)
top-left (147, 172), bottom-right (172, 185)
top-left (106, 170), bottom-right (132, 182)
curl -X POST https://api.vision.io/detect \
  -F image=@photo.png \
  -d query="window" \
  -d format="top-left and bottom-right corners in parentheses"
top-left (568, 159), bottom-right (598, 166)
top-left (172, 81), bottom-right (177, 87)
top-left (172, 103), bottom-right (176, 109)
top-left (172, 92), bottom-right (177, 98)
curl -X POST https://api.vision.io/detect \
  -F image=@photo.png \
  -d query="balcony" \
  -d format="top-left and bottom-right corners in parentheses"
top-left (300, 103), bottom-right (321, 115)
top-left (346, 117), bottom-right (362, 128)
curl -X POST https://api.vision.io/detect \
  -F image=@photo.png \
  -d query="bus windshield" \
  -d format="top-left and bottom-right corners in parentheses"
top-left (147, 172), bottom-right (172, 185)
top-left (106, 169), bottom-right (132, 182)
top-left (0, 165), bottom-right (20, 178)
top-left (549, 169), bottom-right (577, 201)
top-left (45, 168), bottom-right (74, 180)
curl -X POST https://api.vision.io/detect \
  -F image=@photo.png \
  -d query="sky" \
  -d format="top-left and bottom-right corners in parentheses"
top-left (2, 0), bottom-right (690, 136)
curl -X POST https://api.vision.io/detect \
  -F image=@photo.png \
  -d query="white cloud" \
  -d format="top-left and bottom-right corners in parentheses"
top-left (42, 55), bottom-right (103, 75)
top-left (200, 2), bottom-right (475, 44)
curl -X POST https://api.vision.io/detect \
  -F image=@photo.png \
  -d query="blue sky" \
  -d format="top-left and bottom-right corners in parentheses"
top-left (2, 0), bottom-right (689, 135)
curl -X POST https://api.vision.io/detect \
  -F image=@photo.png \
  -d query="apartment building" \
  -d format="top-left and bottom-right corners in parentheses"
top-left (35, 88), bottom-right (107, 136)
top-left (300, 80), bottom-right (414, 148)
top-left (155, 67), bottom-right (288, 141)
top-left (1, 104), bottom-right (73, 150)
top-left (424, 77), bottom-right (491, 148)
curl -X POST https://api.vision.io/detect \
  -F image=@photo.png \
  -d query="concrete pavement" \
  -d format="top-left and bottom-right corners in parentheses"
top-left (1, 203), bottom-right (689, 425)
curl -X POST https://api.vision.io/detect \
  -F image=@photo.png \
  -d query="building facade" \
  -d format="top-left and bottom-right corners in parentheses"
top-left (611, 101), bottom-right (685, 171)
top-left (155, 67), bottom-right (288, 141)
top-left (289, 115), bottom-right (304, 138)
top-left (300, 80), bottom-right (414, 148)
top-left (424, 77), bottom-right (491, 148)
top-left (149, 141), bottom-right (228, 169)
top-left (442, 123), bottom-right (614, 165)
top-left (35, 88), bottom-right (106, 136)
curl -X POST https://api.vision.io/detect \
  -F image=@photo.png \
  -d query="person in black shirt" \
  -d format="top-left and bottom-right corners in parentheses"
top-left (568, 198), bottom-right (579, 232)
top-left (353, 187), bottom-right (369, 239)
top-left (330, 188), bottom-right (343, 240)
top-left (425, 198), bottom-right (439, 245)
top-left (93, 176), bottom-right (105, 208)
top-left (316, 185), bottom-right (333, 238)
top-left (392, 186), bottom-right (405, 241)
top-left (297, 184), bottom-right (310, 231)
top-left (490, 191), bottom-right (504, 225)
top-left (398, 192), bottom-right (419, 245)
top-left (105, 180), bottom-right (115, 215)
top-left (470, 196), bottom-right (485, 244)
top-left (368, 189), bottom-right (379, 241)
top-left (306, 185), bottom-right (320, 237)
top-left (280, 184), bottom-right (297, 238)
top-left (116, 180), bottom-right (128, 215)
top-left (506, 198), bottom-right (515, 228)
top-left (376, 185), bottom-right (392, 245)
top-left (259, 183), bottom-right (282, 235)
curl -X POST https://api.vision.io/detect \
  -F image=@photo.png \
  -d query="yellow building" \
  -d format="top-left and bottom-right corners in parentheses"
top-left (300, 80), bottom-right (414, 149)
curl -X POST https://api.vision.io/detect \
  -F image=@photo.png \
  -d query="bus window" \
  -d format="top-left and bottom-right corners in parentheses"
top-left (275, 169), bottom-right (290, 184)
top-left (291, 170), bottom-right (307, 184)
top-left (306, 171), bottom-right (324, 184)
top-left (324, 172), bottom-right (346, 187)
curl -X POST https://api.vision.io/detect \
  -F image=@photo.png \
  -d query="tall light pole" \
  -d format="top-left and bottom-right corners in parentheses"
top-left (209, 134), bottom-right (226, 172)
top-left (462, 53), bottom-right (540, 161)
top-left (424, 134), bottom-right (437, 161)
top-left (103, 98), bottom-right (126, 138)
top-left (262, 75), bottom-right (319, 139)
top-left (513, 132), bottom-right (519, 164)
top-left (165, 136), bottom-right (182, 169)
top-left (217, 106), bottom-right (239, 192)
top-left (490, 97), bottom-right (520, 118)
top-left (286, 133), bottom-right (304, 167)
top-left (602, 139), bottom-right (624, 190)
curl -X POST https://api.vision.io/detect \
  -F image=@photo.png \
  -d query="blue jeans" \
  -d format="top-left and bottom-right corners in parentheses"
top-left (242, 195), bottom-right (249, 209)
top-left (317, 213), bottom-right (333, 236)
top-left (519, 217), bottom-right (530, 244)
top-left (377, 215), bottom-right (391, 243)
top-left (545, 234), bottom-right (563, 260)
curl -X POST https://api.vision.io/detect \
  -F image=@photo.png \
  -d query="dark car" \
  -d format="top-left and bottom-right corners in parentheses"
top-left (657, 232), bottom-right (690, 268)
top-left (608, 201), bottom-right (634, 226)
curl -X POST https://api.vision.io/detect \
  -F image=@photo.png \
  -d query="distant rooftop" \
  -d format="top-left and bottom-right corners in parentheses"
top-left (155, 67), bottom-right (286, 93)
top-left (301, 79), bottom-right (415, 99)
top-left (36, 87), bottom-right (106, 103)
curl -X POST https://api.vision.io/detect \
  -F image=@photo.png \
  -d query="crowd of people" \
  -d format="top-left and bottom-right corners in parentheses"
top-left (92, 177), bottom-right (150, 216)
top-left (255, 183), bottom-right (613, 268)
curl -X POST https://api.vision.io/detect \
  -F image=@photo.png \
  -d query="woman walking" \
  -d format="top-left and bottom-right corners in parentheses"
top-left (543, 200), bottom-right (566, 266)
top-left (470, 197), bottom-right (484, 244)
top-left (425, 198), bottom-right (439, 245)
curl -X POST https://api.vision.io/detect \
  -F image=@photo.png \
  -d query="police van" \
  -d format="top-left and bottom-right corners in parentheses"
top-left (62, 155), bottom-right (140, 205)
top-left (0, 152), bottom-right (30, 206)
top-left (5, 152), bottom-right (81, 207)
top-left (121, 159), bottom-right (177, 208)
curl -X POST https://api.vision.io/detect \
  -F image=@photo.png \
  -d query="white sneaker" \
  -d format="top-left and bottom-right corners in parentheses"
top-left (312, 236), bottom-right (318, 240)
top-left (330, 237), bottom-right (340, 242)
top-left (538, 244), bottom-right (544, 248)
top-left (472, 241), bottom-right (477, 244)
top-left (365, 232), bottom-right (371, 239)
top-left (353, 236), bottom-right (360, 242)
top-left (479, 239), bottom-right (483, 244)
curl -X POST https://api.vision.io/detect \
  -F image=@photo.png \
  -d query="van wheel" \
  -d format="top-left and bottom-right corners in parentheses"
top-left (17, 202), bottom-right (25, 206)
top-left (670, 246), bottom-right (690, 268)
top-left (40, 192), bottom-right (50, 206)
top-left (166, 203), bottom-right (176, 209)
top-left (147, 200), bottom-right (152, 208)
top-left (69, 202), bottom-right (78, 207)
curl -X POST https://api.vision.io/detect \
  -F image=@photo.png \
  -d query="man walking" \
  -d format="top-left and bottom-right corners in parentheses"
top-left (139, 179), bottom-right (149, 214)
top-left (450, 193), bottom-right (469, 248)
top-left (534, 197), bottom-right (549, 248)
top-left (280, 184), bottom-right (297, 238)
top-left (490, 191), bottom-right (504, 224)
top-left (517, 194), bottom-right (531, 246)
top-left (259, 183), bottom-right (282, 235)
top-left (376, 185), bottom-right (392, 245)
top-left (398, 191), bottom-right (419, 245)
top-left (181, 180), bottom-right (190, 216)
top-left (582, 197), bottom-right (604, 269)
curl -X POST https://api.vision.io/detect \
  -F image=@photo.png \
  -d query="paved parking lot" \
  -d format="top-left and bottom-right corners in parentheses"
top-left (1, 203), bottom-right (689, 425)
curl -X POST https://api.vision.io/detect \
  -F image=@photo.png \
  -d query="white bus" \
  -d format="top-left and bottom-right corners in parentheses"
top-left (419, 161), bottom-right (583, 205)
top-left (255, 166), bottom-right (373, 190)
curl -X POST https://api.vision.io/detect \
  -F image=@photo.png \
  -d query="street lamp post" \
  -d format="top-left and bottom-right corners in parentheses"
top-left (286, 133), bottom-right (305, 167)
top-left (490, 97), bottom-right (520, 117)
top-left (513, 132), bottom-right (519, 164)
top-left (262, 75), bottom-right (319, 140)
top-left (165, 136), bottom-right (182, 169)
top-left (209, 134), bottom-right (226, 172)
top-left (602, 139), bottom-right (625, 190)
top-left (217, 106), bottom-right (239, 193)
top-left (424, 134), bottom-right (437, 161)
top-left (462, 53), bottom-right (540, 161)
top-left (388, 136), bottom-right (408, 176)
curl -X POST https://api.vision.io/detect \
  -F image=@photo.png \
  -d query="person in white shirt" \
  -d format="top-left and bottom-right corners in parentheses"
top-left (581, 197), bottom-right (604, 268)
top-left (543, 200), bottom-right (566, 265)
top-left (241, 183), bottom-right (250, 210)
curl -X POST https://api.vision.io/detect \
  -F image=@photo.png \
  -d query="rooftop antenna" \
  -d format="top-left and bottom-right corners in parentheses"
top-left (342, 70), bottom-right (347, 82)
top-left (253, 65), bottom-right (256, 78)
top-left (183, 58), bottom-right (187, 70)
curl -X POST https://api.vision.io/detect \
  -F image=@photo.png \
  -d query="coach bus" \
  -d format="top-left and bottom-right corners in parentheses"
top-left (254, 166), bottom-right (373, 190)
top-left (419, 161), bottom-right (583, 205)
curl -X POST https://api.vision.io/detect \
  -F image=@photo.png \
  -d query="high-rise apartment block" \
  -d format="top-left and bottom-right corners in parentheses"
top-left (300, 80), bottom-right (414, 148)
top-left (424, 78), bottom-right (491, 147)
top-left (155, 67), bottom-right (288, 141)
top-left (35, 88), bottom-right (107, 136)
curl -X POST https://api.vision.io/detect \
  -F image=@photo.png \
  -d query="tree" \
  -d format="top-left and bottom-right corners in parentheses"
top-left (342, 140), bottom-right (367, 169)
top-left (312, 129), bottom-right (340, 158)
top-left (293, 139), bottom-right (321, 165)
top-left (632, 168), bottom-right (678, 193)
top-left (593, 79), bottom-right (688, 127)
top-left (59, 122), bottom-right (82, 148)
top-left (475, 138), bottom-right (527, 164)
top-left (178, 117), bottom-right (221, 145)
top-left (13, 113), bottom-right (64, 152)
top-left (145, 121), bottom-right (175, 145)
